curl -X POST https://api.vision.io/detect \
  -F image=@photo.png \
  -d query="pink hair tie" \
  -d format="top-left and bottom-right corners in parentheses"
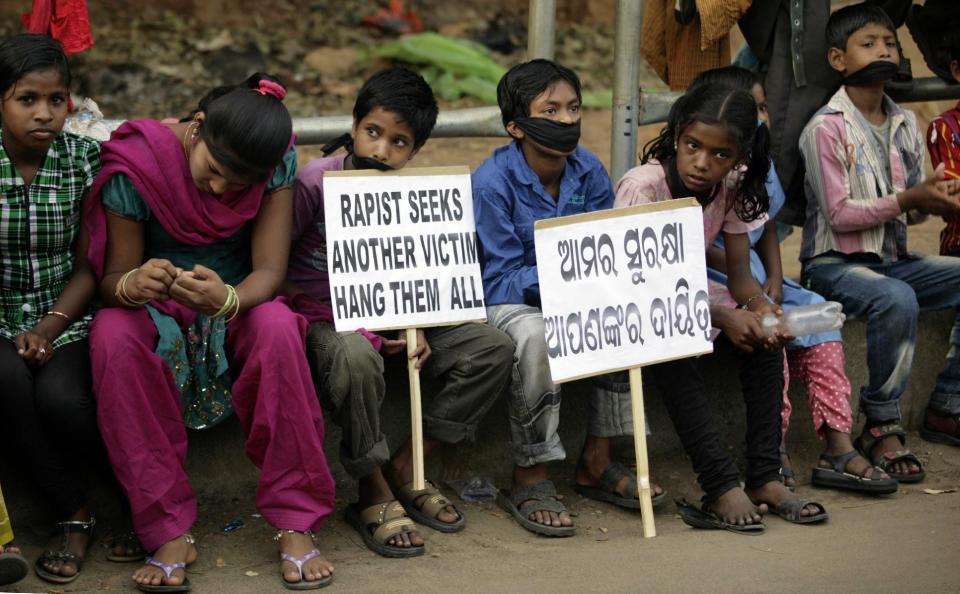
top-left (255, 80), bottom-right (286, 101)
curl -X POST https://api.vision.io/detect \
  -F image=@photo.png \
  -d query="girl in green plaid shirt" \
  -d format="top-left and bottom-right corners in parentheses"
top-left (0, 34), bottom-right (139, 585)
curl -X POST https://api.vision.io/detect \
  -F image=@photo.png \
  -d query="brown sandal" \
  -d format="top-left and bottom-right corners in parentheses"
top-left (396, 481), bottom-right (465, 533)
top-left (344, 501), bottom-right (424, 558)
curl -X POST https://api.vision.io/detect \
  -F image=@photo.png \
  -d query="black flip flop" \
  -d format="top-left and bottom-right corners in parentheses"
top-left (674, 498), bottom-right (765, 535)
top-left (0, 551), bottom-right (28, 586)
top-left (811, 451), bottom-right (898, 495)
top-left (767, 497), bottom-right (829, 525)
top-left (573, 462), bottom-right (667, 510)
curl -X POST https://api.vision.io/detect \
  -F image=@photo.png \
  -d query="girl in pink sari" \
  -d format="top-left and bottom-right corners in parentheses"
top-left (86, 73), bottom-right (335, 591)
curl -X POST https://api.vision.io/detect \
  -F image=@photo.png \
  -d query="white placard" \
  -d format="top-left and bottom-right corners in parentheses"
top-left (323, 166), bottom-right (486, 332)
top-left (534, 199), bottom-right (713, 383)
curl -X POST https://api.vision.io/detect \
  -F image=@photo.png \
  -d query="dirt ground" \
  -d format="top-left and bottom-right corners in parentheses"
top-left (4, 2), bottom-right (960, 593)
top-left (5, 438), bottom-right (959, 594)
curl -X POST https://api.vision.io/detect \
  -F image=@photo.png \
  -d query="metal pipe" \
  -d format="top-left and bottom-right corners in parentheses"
top-left (90, 78), bottom-right (958, 147)
top-left (292, 106), bottom-right (507, 145)
top-left (610, 0), bottom-right (643, 184)
top-left (527, 0), bottom-right (556, 60)
top-left (889, 77), bottom-right (960, 103)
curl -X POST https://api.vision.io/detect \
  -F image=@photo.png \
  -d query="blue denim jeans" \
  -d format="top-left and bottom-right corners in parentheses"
top-left (802, 253), bottom-right (960, 422)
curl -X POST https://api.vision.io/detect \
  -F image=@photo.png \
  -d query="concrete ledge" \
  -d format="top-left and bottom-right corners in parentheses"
top-left (3, 310), bottom-right (954, 527)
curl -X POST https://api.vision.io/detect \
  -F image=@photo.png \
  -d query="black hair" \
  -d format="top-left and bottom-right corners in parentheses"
top-left (688, 66), bottom-right (761, 96)
top-left (0, 33), bottom-right (70, 97)
top-left (826, 3), bottom-right (897, 51)
top-left (496, 59), bottom-right (582, 128)
top-left (641, 82), bottom-right (770, 222)
top-left (353, 67), bottom-right (438, 149)
top-left (184, 72), bottom-right (292, 182)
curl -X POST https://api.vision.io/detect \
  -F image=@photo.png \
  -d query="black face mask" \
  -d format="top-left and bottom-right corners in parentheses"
top-left (512, 117), bottom-right (581, 153)
top-left (319, 132), bottom-right (393, 171)
top-left (842, 60), bottom-right (899, 86)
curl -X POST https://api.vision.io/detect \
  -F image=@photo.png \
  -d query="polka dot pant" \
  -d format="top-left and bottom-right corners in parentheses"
top-left (780, 341), bottom-right (853, 439)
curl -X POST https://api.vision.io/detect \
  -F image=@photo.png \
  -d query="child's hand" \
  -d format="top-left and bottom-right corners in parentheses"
top-left (408, 329), bottom-right (432, 369)
top-left (14, 331), bottom-right (54, 365)
top-left (379, 334), bottom-right (407, 356)
top-left (127, 258), bottom-right (179, 302)
top-left (714, 308), bottom-right (766, 352)
top-left (169, 264), bottom-right (229, 316)
top-left (746, 300), bottom-right (794, 348)
top-left (762, 276), bottom-right (784, 305)
top-left (900, 164), bottom-right (960, 216)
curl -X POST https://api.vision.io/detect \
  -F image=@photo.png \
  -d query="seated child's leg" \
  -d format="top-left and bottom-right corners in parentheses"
top-left (738, 347), bottom-right (784, 491)
top-left (803, 259), bottom-right (917, 423)
top-left (418, 323), bottom-right (514, 446)
top-left (486, 304), bottom-right (566, 467)
top-left (305, 322), bottom-right (390, 478)
top-left (644, 358), bottom-right (741, 503)
top-left (787, 343), bottom-right (853, 438)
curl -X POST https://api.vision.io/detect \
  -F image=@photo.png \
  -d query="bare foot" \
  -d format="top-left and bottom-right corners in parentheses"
top-left (706, 488), bottom-right (767, 526)
top-left (0, 543), bottom-right (21, 555)
top-left (821, 429), bottom-right (890, 480)
top-left (278, 531), bottom-right (333, 586)
top-left (389, 439), bottom-right (460, 525)
top-left (746, 480), bottom-right (822, 517)
top-left (132, 534), bottom-right (196, 588)
top-left (40, 508), bottom-right (93, 580)
top-left (512, 464), bottom-right (573, 528)
top-left (357, 470), bottom-right (423, 548)
top-left (575, 435), bottom-right (664, 501)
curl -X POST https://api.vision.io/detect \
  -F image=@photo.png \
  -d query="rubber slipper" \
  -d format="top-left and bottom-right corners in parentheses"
top-left (280, 549), bottom-right (333, 590)
top-left (573, 461), bottom-right (667, 510)
top-left (495, 480), bottom-right (575, 538)
top-left (344, 502), bottom-right (424, 558)
top-left (674, 498), bottom-right (765, 535)
top-left (767, 497), bottom-right (829, 524)
top-left (855, 422), bottom-right (926, 483)
top-left (811, 451), bottom-right (898, 495)
top-left (136, 558), bottom-right (191, 593)
top-left (0, 551), bottom-right (28, 586)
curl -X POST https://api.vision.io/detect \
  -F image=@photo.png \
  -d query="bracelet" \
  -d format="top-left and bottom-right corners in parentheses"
top-left (225, 288), bottom-right (241, 322)
top-left (45, 310), bottom-right (71, 322)
top-left (212, 285), bottom-right (240, 321)
top-left (741, 292), bottom-right (768, 311)
top-left (115, 268), bottom-right (149, 307)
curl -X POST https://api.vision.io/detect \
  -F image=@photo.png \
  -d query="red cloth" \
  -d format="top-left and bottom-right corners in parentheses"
top-left (22, 0), bottom-right (94, 55)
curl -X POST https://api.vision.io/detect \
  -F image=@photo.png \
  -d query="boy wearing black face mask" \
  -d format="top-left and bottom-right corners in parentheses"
top-left (473, 59), bottom-right (664, 537)
top-left (284, 67), bottom-right (515, 558)
top-left (799, 3), bottom-right (960, 482)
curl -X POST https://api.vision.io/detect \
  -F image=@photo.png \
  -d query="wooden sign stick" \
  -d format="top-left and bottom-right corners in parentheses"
top-left (406, 328), bottom-right (426, 491)
top-left (628, 367), bottom-right (657, 538)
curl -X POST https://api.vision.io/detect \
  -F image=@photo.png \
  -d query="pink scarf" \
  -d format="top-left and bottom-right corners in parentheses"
top-left (85, 119), bottom-right (269, 277)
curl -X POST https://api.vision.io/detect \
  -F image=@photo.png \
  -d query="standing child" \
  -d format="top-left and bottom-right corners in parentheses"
top-left (0, 34), bottom-right (138, 585)
top-left (616, 81), bottom-right (829, 527)
top-left (474, 59), bottom-right (666, 538)
top-left (86, 73), bottom-right (336, 591)
top-left (800, 3), bottom-right (960, 480)
top-left (926, 38), bottom-right (960, 256)
top-left (694, 66), bottom-right (896, 494)
top-left (286, 67), bottom-right (514, 558)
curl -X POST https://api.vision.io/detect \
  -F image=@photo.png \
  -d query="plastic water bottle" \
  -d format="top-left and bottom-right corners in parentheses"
top-left (446, 477), bottom-right (498, 502)
top-left (762, 301), bottom-right (845, 338)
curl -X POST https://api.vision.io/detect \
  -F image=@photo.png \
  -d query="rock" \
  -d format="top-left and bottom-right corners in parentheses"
top-left (201, 43), bottom-right (267, 84)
